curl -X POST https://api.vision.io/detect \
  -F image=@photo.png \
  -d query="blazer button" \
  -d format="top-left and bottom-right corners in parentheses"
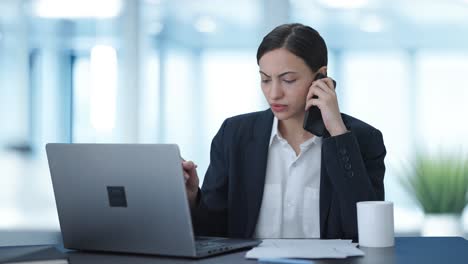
top-left (346, 171), bottom-right (354, 178)
top-left (339, 148), bottom-right (347, 155)
top-left (342, 156), bottom-right (350, 162)
top-left (344, 163), bottom-right (352, 170)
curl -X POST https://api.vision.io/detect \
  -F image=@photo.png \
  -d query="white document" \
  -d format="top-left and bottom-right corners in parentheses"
top-left (4, 260), bottom-right (68, 264)
top-left (245, 239), bottom-right (365, 259)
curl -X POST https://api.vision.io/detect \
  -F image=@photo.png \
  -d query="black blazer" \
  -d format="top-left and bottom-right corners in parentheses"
top-left (192, 109), bottom-right (386, 240)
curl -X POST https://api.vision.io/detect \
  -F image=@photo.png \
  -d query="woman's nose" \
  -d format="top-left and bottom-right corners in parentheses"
top-left (269, 81), bottom-right (283, 99)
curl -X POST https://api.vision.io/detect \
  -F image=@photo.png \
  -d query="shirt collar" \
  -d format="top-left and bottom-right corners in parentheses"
top-left (269, 117), bottom-right (322, 147)
top-left (269, 117), bottom-right (279, 146)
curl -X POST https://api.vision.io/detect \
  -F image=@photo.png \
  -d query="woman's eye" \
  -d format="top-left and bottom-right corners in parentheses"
top-left (261, 79), bottom-right (271, 83)
top-left (283, 79), bottom-right (296, 84)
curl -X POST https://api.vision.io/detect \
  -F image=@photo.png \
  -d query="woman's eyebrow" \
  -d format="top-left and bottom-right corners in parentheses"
top-left (259, 71), bottom-right (270, 78)
top-left (259, 71), bottom-right (297, 78)
top-left (278, 71), bottom-right (297, 77)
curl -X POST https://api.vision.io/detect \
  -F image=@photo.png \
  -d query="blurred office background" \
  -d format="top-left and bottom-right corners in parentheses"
top-left (1, 0), bottom-right (468, 242)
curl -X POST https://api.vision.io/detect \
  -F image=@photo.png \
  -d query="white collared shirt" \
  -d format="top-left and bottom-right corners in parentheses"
top-left (254, 117), bottom-right (322, 238)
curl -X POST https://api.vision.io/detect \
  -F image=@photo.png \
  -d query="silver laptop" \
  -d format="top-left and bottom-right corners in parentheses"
top-left (46, 143), bottom-right (260, 258)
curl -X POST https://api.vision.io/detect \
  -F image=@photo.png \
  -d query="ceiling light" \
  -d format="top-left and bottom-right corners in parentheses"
top-left (360, 14), bottom-right (385, 33)
top-left (144, 0), bottom-right (162, 4)
top-left (195, 16), bottom-right (217, 33)
top-left (318, 0), bottom-right (368, 9)
top-left (148, 21), bottom-right (164, 35)
top-left (33, 0), bottom-right (122, 19)
top-left (90, 45), bottom-right (117, 132)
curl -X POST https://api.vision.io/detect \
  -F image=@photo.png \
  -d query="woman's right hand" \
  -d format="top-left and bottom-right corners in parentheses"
top-left (182, 160), bottom-right (200, 208)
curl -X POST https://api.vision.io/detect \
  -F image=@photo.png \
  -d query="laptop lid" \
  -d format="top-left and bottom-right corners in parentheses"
top-left (46, 143), bottom-right (197, 257)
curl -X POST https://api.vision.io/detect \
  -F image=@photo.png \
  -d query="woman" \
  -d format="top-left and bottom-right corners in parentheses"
top-left (182, 23), bottom-right (386, 240)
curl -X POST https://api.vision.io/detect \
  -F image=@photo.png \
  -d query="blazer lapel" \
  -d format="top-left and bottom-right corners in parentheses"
top-left (243, 109), bottom-right (273, 237)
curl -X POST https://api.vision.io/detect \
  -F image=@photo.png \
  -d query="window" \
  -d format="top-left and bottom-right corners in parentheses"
top-left (72, 45), bottom-right (118, 143)
top-left (416, 52), bottom-right (468, 151)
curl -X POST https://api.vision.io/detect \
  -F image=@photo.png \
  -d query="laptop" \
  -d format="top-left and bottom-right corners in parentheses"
top-left (46, 143), bottom-right (260, 258)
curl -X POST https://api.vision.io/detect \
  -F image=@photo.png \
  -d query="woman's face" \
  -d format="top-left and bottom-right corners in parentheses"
top-left (259, 48), bottom-right (316, 122)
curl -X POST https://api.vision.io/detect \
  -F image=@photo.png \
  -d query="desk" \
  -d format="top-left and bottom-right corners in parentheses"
top-left (1, 237), bottom-right (467, 264)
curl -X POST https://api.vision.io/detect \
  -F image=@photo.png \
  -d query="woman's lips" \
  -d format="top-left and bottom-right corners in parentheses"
top-left (271, 104), bottom-right (288, 112)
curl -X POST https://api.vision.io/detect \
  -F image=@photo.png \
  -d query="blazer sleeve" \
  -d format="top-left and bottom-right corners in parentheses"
top-left (322, 128), bottom-right (386, 239)
top-left (191, 120), bottom-right (229, 237)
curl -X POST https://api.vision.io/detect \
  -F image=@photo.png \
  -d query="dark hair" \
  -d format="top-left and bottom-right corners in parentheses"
top-left (256, 23), bottom-right (328, 72)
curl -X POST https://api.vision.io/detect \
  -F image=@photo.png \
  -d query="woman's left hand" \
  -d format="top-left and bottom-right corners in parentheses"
top-left (305, 77), bottom-right (347, 137)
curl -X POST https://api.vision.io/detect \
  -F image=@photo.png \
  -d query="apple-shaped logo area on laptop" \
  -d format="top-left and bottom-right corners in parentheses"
top-left (107, 186), bottom-right (128, 207)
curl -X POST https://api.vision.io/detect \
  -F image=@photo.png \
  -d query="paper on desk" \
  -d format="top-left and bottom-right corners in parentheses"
top-left (4, 260), bottom-right (68, 264)
top-left (245, 239), bottom-right (364, 259)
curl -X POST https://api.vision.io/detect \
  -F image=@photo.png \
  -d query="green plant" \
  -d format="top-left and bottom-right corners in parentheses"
top-left (399, 153), bottom-right (468, 214)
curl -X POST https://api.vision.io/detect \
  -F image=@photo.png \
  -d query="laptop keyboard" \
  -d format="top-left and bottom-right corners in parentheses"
top-left (194, 237), bottom-right (261, 256)
top-left (195, 238), bottom-right (234, 252)
top-left (196, 240), bottom-right (228, 249)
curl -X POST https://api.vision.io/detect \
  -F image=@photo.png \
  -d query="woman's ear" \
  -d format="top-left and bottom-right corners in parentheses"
top-left (318, 66), bottom-right (328, 76)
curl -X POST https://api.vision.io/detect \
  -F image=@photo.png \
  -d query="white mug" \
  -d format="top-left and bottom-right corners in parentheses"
top-left (357, 201), bottom-right (394, 247)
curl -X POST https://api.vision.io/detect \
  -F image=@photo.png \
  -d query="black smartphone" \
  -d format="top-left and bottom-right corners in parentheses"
top-left (303, 73), bottom-right (337, 136)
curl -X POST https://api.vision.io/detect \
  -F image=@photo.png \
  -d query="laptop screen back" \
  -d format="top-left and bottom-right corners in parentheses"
top-left (46, 143), bottom-right (197, 256)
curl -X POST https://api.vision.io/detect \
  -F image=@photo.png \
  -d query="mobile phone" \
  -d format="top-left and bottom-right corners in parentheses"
top-left (303, 73), bottom-right (337, 136)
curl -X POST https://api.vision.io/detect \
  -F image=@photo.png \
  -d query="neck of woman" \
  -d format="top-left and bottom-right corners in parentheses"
top-left (278, 114), bottom-right (315, 143)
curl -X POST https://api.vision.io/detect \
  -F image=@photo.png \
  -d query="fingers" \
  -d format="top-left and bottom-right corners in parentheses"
top-left (182, 160), bottom-right (198, 170)
top-left (315, 78), bottom-right (335, 93)
top-left (182, 166), bottom-right (190, 180)
top-left (308, 78), bottom-right (335, 96)
top-left (306, 85), bottom-right (328, 102)
top-left (182, 160), bottom-right (198, 184)
top-left (305, 78), bottom-right (338, 111)
top-left (323, 78), bottom-right (336, 90)
top-left (306, 84), bottom-right (330, 110)
top-left (181, 157), bottom-right (198, 168)
top-left (306, 79), bottom-right (333, 100)
top-left (305, 98), bottom-right (321, 111)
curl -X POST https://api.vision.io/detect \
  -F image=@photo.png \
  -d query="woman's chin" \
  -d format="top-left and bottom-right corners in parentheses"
top-left (272, 110), bottom-right (305, 122)
top-left (273, 111), bottom-right (294, 121)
